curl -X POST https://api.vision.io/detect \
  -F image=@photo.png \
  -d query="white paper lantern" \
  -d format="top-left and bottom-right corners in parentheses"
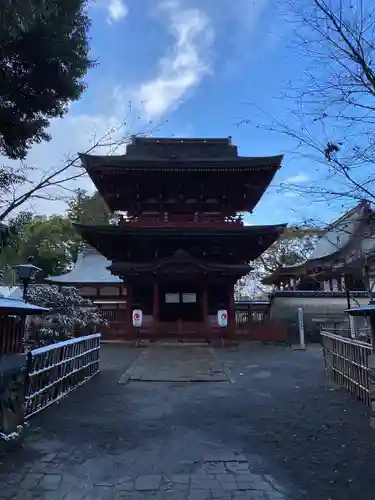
top-left (217, 309), bottom-right (228, 328)
top-left (132, 309), bottom-right (143, 328)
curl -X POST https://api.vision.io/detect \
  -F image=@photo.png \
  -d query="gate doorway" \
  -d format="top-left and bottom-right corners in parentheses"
top-left (159, 285), bottom-right (203, 323)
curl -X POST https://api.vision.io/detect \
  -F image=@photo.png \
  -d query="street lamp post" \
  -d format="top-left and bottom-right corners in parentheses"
top-left (12, 258), bottom-right (41, 302)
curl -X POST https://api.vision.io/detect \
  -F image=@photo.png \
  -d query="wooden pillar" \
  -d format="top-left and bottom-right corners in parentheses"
top-left (153, 281), bottom-right (159, 332)
top-left (228, 287), bottom-right (236, 335)
top-left (127, 283), bottom-right (133, 335)
top-left (201, 283), bottom-right (208, 333)
top-left (153, 282), bottom-right (159, 318)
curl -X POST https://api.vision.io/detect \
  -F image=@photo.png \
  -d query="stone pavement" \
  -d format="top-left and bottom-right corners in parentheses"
top-left (119, 344), bottom-right (229, 382)
top-left (1, 343), bottom-right (375, 500)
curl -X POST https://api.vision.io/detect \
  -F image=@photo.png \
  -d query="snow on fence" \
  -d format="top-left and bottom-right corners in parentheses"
top-left (321, 330), bottom-right (372, 405)
top-left (25, 334), bottom-right (101, 419)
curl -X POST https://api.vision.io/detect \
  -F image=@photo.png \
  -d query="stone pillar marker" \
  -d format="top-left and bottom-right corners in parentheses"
top-left (297, 307), bottom-right (306, 350)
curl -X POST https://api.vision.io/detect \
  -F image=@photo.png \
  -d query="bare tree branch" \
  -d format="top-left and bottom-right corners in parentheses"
top-left (240, 0), bottom-right (375, 208)
top-left (0, 106), bottom-right (162, 221)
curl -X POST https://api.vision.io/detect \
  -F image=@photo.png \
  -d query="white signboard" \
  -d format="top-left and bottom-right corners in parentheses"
top-left (132, 309), bottom-right (143, 328)
top-left (218, 309), bottom-right (228, 328)
top-left (182, 293), bottom-right (196, 303)
top-left (165, 293), bottom-right (180, 303)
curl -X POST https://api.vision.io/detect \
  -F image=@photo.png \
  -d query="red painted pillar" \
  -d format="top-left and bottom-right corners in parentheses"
top-left (126, 283), bottom-right (133, 336)
top-left (202, 284), bottom-right (208, 334)
top-left (153, 281), bottom-right (159, 332)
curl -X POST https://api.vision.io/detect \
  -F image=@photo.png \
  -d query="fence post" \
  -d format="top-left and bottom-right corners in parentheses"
top-left (368, 314), bottom-right (375, 428)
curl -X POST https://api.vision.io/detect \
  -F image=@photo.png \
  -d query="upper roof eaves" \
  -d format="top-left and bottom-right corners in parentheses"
top-left (79, 136), bottom-right (283, 170)
top-left (79, 153), bottom-right (283, 169)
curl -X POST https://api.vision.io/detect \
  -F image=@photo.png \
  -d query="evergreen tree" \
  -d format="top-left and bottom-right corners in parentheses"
top-left (0, 0), bottom-right (93, 159)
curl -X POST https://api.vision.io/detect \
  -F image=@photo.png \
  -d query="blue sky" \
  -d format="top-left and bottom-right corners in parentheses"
top-left (3, 0), bottom-right (351, 226)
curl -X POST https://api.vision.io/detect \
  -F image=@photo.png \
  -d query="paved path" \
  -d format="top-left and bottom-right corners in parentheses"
top-left (1, 343), bottom-right (375, 500)
top-left (120, 344), bottom-right (229, 382)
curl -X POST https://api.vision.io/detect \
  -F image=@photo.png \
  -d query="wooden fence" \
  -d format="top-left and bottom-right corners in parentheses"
top-left (321, 330), bottom-right (372, 405)
top-left (235, 309), bottom-right (270, 325)
top-left (1, 334), bottom-right (101, 442)
top-left (25, 334), bottom-right (101, 418)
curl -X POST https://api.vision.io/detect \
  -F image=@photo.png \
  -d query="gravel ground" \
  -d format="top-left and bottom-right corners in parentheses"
top-left (1, 343), bottom-right (375, 499)
top-left (215, 344), bottom-right (375, 500)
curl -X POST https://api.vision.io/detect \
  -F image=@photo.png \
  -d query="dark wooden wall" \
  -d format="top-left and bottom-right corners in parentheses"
top-left (0, 315), bottom-right (24, 356)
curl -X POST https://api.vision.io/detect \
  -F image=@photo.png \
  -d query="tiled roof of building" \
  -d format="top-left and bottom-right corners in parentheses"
top-left (308, 201), bottom-right (370, 262)
top-left (45, 246), bottom-right (122, 285)
top-left (262, 201), bottom-right (375, 285)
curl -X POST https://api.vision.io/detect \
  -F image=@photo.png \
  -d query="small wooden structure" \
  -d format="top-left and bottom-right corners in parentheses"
top-left (0, 297), bottom-right (49, 356)
top-left (346, 303), bottom-right (375, 342)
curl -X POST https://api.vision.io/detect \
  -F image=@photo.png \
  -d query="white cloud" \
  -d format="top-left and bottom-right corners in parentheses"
top-left (134, 0), bottom-right (214, 119)
top-left (107, 0), bottom-right (128, 23)
top-left (285, 173), bottom-right (309, 184)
